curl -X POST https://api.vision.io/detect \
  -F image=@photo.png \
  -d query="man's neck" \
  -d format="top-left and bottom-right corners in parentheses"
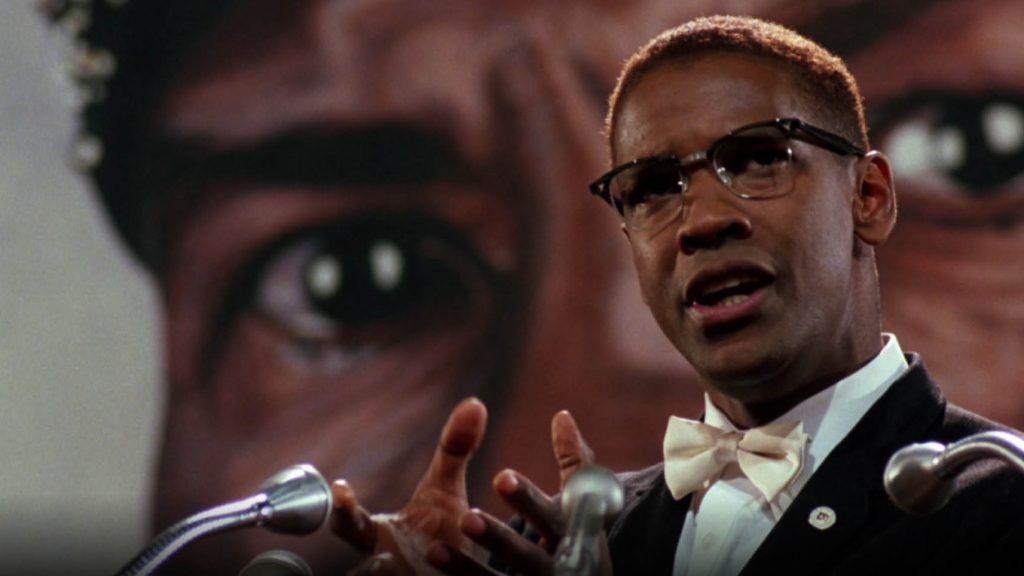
top-left (706, 340), bottom-right (885, 429)
top-left (707, 371), bottom-right (847, 429)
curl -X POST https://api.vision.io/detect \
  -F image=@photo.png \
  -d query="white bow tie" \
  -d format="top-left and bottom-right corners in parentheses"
top-left (663, 416), bottom-right (809, 502)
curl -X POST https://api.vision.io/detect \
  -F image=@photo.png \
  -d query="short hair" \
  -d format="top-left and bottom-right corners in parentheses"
top-left (605, 15), bottom-right (868, 159)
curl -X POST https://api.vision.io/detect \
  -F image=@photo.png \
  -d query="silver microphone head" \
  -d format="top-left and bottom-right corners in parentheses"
top-left (238, 550), bottom-right (312, 576)
top-left (555, 466), bottom-right (623, 576)
top-left (258, 464), bottom-right (333, 534)
top-left (884, 441), bottom-right (954, 515)
top-left (560, 466), bottom-right (624, 518)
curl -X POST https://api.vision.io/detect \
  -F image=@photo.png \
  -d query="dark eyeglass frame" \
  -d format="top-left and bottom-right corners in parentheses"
top-left (589, 117), bottom-right (867, 214)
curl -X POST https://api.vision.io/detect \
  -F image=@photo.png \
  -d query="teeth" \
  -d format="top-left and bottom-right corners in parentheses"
top-left (693, 277), bottom-right (752, 305)
top-left (687, 270), bottom-right (773, 307)
top-left (717, 294), bottom-right (749, 307)
top-left (709, 278), bottom-right (744, 293)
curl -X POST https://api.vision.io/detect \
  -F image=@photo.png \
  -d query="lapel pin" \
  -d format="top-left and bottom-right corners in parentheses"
top-left (808, 506), bottom-right (837, 530)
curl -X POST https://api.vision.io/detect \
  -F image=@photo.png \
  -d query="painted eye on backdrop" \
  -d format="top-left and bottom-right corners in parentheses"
top-left (240, 213), bottom-right (493, 371)
top-left (873, 92), bottom-right (1023, 205)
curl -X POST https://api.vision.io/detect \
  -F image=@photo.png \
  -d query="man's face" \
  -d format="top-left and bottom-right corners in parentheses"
top-left (613, 54), bottom-right (874, 412)
top-left (149, 0), bottom-right (708, 571)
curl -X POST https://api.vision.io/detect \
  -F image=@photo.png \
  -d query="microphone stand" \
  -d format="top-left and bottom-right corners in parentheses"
top-left (115, 464), bottom-right (331, 576)
top-left (884, 430), bottom-right (1024, 515)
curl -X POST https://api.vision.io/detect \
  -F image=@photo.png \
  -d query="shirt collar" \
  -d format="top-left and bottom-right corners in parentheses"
top-left (703, 334), bottom-right (909, 474)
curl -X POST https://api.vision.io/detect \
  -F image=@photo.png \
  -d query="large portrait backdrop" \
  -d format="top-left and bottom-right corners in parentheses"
top-left (2, 0), bottom-right (1020, 573)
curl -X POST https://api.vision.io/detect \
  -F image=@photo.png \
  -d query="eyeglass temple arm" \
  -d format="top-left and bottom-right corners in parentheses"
top-left (793, 121), bottom-right (866, 156)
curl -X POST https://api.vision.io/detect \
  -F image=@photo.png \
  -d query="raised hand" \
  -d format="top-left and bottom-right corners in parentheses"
top-left (331, 397), bottom-right (488, 574)
top-left (426, 410), bottom-right (606, 576)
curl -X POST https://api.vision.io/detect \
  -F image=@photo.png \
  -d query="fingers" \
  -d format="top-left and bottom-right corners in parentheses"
top-left (331, 479), bottom-right (378, 553)
top-left (456, 509), bottom-right (554, 576)
top-left (417, 397), bottom-right (488, 498)
top-left (333, 399), bottom-right (491, 574)
top-left (551, 410), bottom-right (595, 488)
top-left (493, 469), bottom-right (563, 546)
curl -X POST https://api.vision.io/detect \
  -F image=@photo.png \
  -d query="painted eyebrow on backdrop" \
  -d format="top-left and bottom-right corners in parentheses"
top-left (136, 122), bottom-right (469, 273)
top-left (145, 122), bottom-right (464, 191)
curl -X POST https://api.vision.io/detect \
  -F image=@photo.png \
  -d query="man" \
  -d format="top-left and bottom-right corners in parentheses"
top-left (330, 15), bottom-right (1024, 576)
top-left (36, 0), bottom-right (1022, 574)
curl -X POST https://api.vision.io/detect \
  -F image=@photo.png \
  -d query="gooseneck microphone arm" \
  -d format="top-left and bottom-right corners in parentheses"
top-left (884, 431), bottom-right (1024, 516)
top-left (117, 493), bottom-right (271, 576)
top-left (115, 464), bottom-right (331, 576)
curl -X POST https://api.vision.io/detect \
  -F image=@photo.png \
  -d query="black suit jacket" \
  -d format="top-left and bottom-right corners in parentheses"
top-left (607, 355), bottom-right (1024, 575)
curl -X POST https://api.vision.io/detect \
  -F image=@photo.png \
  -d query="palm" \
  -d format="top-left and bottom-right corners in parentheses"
top-left (331, 398), bottom-right (487, 571)
top-left (399, 465), bottom-right (475, 549)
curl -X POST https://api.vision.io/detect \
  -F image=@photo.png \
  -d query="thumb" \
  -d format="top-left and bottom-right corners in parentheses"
top-left (551, 410), bottom-right (595, 488)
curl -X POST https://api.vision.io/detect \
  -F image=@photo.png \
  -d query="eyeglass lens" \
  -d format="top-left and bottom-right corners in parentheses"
top-left (610, 125), bottom-right (795, 231)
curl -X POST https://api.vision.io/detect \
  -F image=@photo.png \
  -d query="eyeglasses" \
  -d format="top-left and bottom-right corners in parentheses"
top-left (589, 118), bottom-right (866, 232)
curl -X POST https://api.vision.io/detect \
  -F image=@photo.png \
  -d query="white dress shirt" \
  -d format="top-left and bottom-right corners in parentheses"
top-left (673, 334), bottom-right (909, 576)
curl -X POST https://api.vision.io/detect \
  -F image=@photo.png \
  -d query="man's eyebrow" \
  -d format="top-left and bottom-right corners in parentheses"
top-left (150, 122), bottom-right (462, 190)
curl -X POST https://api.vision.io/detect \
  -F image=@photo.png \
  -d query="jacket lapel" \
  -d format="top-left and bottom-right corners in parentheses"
top-left (740, 355), bottom-right (945, 576)
top-left (609, 465), bottom-right (690, 575)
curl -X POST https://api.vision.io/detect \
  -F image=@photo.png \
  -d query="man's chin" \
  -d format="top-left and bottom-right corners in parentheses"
top-left (690, 346), bottom-right (790, 400)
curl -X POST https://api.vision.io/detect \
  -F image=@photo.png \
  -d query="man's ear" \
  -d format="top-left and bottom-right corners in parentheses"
top-left (852, 151), bottom-right (897, 246)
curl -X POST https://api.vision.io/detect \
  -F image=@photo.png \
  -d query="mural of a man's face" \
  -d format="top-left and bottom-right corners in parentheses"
top-left (150, 1), bottom-right (708, 571)
top-left (125, 0), bottom-right (1021, 572)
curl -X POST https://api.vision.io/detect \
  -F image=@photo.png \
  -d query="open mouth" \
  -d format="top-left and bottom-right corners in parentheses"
top-left (684, 266), bottom-right (776, 324)
top-left (688, 274), bottom-right (774, 308)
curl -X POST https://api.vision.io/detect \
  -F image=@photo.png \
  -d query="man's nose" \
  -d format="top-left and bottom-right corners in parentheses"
top-left (675, 172), bottom-right (753, 254)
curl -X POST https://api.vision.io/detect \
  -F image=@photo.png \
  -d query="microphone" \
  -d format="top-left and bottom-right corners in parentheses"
top-left (884, 431), bottom-right (1024, 515)
top-left (554, 466), bottom-right (624, 576)
top-left (115, 464), bottom-right (331, 576)
top-left (239, 550), bottom-right (313, 576)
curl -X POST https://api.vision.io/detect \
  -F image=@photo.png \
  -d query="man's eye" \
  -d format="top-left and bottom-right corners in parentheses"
top-left (875, 92), bottom-right (1024, 196)
top-left (248, 214), bottom-right (488, 350)
top-left (619, 162), bottom-right (680, 205)
top-left (722, 138), bottom-right (792, 173)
